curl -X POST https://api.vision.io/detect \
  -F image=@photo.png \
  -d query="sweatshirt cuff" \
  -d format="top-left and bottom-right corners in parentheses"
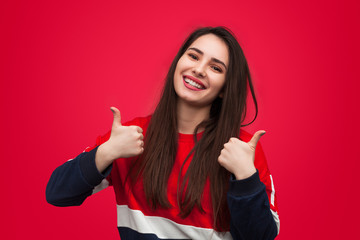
top-left (228, 170), bottom-right (264, 197)
top-left (79, 146), bottom-right (112, 186)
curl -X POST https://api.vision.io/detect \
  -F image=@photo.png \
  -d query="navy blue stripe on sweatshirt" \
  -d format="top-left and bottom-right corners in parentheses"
top-left (46, 146), bottom-right (112, 206)
top-left (118, 227), bottom-right (191, 240)
top-left (227, 171), bottom-right (278, 240)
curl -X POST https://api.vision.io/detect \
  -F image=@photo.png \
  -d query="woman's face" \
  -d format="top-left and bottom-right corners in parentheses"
top-left (174, 34), bottom-right (229, 108)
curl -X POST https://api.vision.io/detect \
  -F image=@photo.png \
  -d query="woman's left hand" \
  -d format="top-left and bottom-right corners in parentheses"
top-left (218, 130), bottom-right (266, 180)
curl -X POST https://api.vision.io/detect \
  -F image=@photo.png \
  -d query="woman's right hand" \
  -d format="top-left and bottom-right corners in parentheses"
top-left (95, 107), bottom-right (144, 172)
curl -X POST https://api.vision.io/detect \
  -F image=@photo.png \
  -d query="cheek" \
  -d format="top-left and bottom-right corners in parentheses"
top-left (177, 54), bottom-right (196, 70)
top-left (173, 64), bottom-right (183, 93)
top-left (211, 75), bottom-right (226, 91)
top-left (176, 58), bottom-right (188, 71)
top-left (174, 58), bottom-right (191, 84)
top-left (174, 59), bottom-right (185, 78)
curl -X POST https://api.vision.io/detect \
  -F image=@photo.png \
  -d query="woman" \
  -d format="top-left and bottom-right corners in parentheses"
top-left (46, 27), bottom-right (280, 239)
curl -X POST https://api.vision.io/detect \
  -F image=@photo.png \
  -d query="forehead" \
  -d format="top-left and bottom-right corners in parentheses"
top-left (188, 34), bottom-right (229, 65)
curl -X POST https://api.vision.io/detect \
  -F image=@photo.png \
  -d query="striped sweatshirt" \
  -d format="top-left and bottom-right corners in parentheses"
top-left (46, 116), bottom-right (280, 239)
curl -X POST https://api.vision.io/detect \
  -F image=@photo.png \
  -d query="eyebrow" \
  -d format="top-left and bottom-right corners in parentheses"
top-left (188, 47), bottom-right (227, 70)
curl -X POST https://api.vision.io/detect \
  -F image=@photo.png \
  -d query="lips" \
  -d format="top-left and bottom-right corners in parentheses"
top-left (183, 75), bottom-right (206, 90)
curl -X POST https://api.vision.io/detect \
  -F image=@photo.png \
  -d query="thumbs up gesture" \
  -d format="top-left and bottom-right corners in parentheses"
top-left (218, 130), bottom-right (265, 180)
top-left (95, 107), bottom-right (144, 172)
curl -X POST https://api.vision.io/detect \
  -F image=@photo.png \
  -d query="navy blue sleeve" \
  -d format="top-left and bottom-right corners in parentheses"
top-left (45, 147), bottom-right (112, 206)
top-left (228, 171), bottom-right (278, 240)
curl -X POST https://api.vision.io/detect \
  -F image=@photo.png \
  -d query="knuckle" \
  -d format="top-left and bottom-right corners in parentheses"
top-left (249, 145), bottom-right (256, 151)
top-left (132, 131), bottom-right (138, 138)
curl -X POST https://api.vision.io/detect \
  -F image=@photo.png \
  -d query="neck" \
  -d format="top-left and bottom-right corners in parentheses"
top-left (177, 100), bottom-right (210, 134)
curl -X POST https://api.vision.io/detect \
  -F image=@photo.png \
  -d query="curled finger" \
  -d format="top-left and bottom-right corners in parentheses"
top-left (137, 127), bottom-right (143, 133)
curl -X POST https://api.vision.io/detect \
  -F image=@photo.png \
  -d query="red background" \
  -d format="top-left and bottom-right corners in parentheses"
top-left (1, 0), bottom-right (359, 239)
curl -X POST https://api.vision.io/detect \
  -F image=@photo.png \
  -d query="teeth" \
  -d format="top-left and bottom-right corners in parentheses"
top-left (184, 77), bottom-right (204, 89)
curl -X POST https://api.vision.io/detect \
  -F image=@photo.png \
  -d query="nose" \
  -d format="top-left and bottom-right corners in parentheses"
top-left (192, 62), bottom-right (206, 78)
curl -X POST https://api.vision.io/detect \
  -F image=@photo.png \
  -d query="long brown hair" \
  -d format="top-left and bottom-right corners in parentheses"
top-left (130, 27), bottom-right (258, 231)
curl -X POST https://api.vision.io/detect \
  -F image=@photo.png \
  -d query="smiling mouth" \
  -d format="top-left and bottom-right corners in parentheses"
top-left (183, 77), bottom-right (205, 90)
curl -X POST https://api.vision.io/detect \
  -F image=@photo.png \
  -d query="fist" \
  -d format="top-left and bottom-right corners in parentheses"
top-left (218, 130), bottom-right (265, 180)
top-left (99, 107), bottom-right (144, 163)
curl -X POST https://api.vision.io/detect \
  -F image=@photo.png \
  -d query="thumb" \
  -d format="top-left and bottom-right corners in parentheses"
top-left (248, 130), bottom-right (266, 150)
top-left (110, 107), bottom-right (122, 127)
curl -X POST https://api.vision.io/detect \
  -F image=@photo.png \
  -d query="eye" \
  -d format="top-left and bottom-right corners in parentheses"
top-left (188, 53), bottom-right (198, 60)
top-left (211, 65), bottom-right (223, 73)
